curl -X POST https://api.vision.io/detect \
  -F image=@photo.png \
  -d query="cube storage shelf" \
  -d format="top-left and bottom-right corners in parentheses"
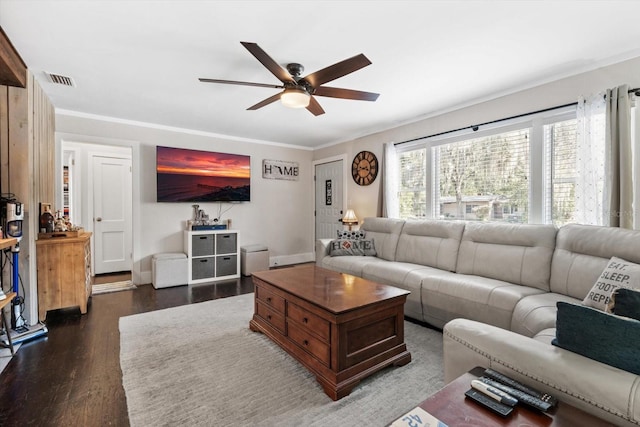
top-left (184, 230), bottom-right (240, 284)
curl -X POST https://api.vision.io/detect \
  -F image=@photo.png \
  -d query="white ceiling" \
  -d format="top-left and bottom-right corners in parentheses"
top-left (2, 0), bottom-right (640, 149)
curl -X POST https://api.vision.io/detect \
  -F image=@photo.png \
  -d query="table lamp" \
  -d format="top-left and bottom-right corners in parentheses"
top-left (342, 209), bottom-right (359, 231)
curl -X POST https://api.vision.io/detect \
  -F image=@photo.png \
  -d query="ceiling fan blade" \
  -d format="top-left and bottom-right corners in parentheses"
top-left (240, 42), bottom-right (295, 84)
top-left (199, 78), bottom-right (283, 89)
top-left (314, 86), bottom-right (379, 102)
top-left (306, 96), bottom-right (325, 116)
top-left (304, 54), bottom-right (372, 87)
top-left (247, 92), bottom-right (283, 110)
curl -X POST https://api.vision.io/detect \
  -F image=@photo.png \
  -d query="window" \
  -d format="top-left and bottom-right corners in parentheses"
top-left (435, 128), bottom-right (530, 222)
top-left (398, 148), bottom-right (427, 218)
top-left (394, 107), bottom-right (599, 225)
top-left (545, 119), bottom-right (579, 226)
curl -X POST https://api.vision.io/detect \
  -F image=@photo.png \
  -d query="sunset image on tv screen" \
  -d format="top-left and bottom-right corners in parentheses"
top-left (156, 146), bottom-right (250, 202)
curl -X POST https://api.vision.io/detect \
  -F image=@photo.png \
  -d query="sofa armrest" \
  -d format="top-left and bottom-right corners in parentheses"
top-left (315, 239), bottom-right (333, 266)
top-left (443, 318), bottom-right (640, 427)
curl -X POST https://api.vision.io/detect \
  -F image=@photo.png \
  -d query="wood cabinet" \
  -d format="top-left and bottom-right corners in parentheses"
top-left (184, 230), bottom-right (240, 284)
top-left (36, 232), bottom-right (92, 321)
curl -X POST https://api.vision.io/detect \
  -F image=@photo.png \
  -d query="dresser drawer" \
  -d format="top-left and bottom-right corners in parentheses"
top-left (288, 323), bottom-right (330, 366)
top-left (288, 302), bottom-right (330, 342)
top-left (256, 302), bottom-right (286, 335)
top-left (255, 284), bottom-right (285, 314)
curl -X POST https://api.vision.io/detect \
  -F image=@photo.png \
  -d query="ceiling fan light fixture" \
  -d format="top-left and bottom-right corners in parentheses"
top-left (281, 87), bottom-right (310, 109)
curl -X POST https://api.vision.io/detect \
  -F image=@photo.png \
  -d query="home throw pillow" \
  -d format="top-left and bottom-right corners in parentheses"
top-left (329, 238), bottom-right (376, 257)
top-left (582, 256), bottom-right (640, 312)
top-left (336, 229), bottom-right (366, 240)
top-left (612, 288), bottom-right (640, 321)
top-left (552, 301), bottom-right (640, 375)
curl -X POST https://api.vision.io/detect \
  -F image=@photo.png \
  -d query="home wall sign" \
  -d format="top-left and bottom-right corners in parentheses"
top-left (262, 159), bottom-right (300, 181)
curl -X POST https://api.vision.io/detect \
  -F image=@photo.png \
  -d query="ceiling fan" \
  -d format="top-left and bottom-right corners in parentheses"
top-left (199, 42), bottom-right (379, 116)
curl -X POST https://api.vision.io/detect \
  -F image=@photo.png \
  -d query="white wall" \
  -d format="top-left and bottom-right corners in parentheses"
top-left (52, 55), bottom-right (640, 285)
top-left (314, 56), bottom-right (640, 220)
top-left (55, 115), bottom-right (314, 284)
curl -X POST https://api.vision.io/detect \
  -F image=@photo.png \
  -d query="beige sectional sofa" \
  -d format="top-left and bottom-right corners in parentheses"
top-left (316, 217), bottom-right (640, 426)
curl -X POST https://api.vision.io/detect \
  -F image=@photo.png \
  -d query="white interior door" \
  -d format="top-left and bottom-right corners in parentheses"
top-left (315, 160), bottom-right (344, 240)
top-left (93, 155), bottom-right (133, 274)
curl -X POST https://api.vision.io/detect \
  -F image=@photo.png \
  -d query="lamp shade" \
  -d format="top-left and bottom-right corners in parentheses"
top-left (342, 209), bottom-right (358, 224)
top-left (281, 87), bottom-right (310, 108)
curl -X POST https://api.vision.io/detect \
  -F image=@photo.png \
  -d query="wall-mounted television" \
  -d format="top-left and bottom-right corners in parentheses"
top-left (156, 146), bottom-right (250, 202)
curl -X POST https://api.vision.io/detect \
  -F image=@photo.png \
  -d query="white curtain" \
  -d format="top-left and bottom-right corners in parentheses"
top-left (575, 93), bottom-right (606, 225)
top-left (381, 142), bottom-right (399, 218)
top-left (632, 97), bottom-right (640, 229)
top-left (605, 85), bottom-right (634, 228)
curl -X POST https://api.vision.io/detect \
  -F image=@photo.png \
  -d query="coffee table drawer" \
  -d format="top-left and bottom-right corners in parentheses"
top-left (288, 302), bottom-right (330, 342)
top-left (255, 284), bottom-right (285, 314)
top-left (288, 324), bottom-right (330, 366)
top-left (256, 302), bottom-right (286, 335)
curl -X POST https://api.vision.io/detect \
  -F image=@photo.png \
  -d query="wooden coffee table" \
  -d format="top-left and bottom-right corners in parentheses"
top-left (249, 264), bottom-right (411, 400)
top-left (395, 367), bottom-right (615, 426)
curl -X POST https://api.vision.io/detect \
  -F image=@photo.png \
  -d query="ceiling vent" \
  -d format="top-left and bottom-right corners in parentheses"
top-left (46, 72), bottom-right (75, 87)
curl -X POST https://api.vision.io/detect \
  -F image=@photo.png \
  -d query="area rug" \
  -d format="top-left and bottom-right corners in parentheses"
top-left (0, 343), bottom-right (21, 375)
top-left (93, 280), bottom-right (137, 295)
top-left (119, 293), bottom-right (444, 427)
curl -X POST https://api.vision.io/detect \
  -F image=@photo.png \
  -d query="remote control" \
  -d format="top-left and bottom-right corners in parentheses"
top-left (478, 376), bottom-right (553, 412)
top-left (484, 368), bottom-right (558, 406)
top-left (470, 380), bottom-right (518, 406)
top-left (465, 388), bottom-right (514, 417)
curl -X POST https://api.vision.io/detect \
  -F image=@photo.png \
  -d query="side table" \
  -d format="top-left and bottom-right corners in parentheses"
top-left (393, 367), bottom-right (614, 426)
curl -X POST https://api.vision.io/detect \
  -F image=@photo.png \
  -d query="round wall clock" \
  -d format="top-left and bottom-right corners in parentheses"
top-left (352, 150), bottom-right (379, 186)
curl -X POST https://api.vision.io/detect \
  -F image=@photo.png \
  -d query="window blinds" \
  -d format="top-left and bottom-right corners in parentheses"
top-left (434, 129), bottom-right (530, 221)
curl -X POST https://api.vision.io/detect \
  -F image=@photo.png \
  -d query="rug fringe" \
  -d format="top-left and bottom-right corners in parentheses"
top-left (93, 280), bottom-right (137, 295)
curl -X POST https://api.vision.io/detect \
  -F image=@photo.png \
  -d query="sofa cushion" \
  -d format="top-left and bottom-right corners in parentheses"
top-left (552, 302), bottom-right (640, 375)
top-left (421, 272), bottom-right (546, 330)
top-left (320, 254), bottom-right (388, 277)
top-left (361, 261), bottom-right (441, 321)
top-left (550, 224), bottom-right (640, 300)
top-left (395, 219), bottom-right (465, 272)
top-left (328, 238), bottom-right (377, 257)
top-left (511, 293), bottom-right (581, 337)
top-left (532, 327), bottom-right (556, 344)
top-left (360, 217), bottom-right (405, 261)
top-left (455, 222), bottom-right (557, 291)
top-left (582, 256), bottom-right (640, 311)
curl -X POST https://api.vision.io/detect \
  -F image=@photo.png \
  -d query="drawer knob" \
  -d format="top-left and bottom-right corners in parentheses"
top-left (267, 315), bottom-right (272, 320)
top-left (266, 297), bottom-right (272, 303)
top-left (303, 340), bottom-right (309, 346)
top-left (302, 317), bottom-right (308, 324)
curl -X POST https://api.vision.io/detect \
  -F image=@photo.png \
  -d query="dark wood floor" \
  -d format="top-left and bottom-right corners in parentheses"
top-left (0, 273), bottom-right (255, 426)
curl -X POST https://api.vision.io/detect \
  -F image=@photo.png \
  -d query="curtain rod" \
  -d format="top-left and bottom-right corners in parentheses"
top-left (395, 87), bottom-right (640, 147)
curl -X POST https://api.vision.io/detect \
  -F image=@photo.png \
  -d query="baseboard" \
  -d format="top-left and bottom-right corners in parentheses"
top-left (270, 252), bottom-right (314, 267)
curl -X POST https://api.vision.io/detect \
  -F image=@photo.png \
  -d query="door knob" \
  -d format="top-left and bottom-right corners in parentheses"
top-left (96, 217), bottom-right (102, 222)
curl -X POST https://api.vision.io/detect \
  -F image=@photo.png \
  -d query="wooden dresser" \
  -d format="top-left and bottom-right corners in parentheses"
top-left (36, 232), bottom-right (92, 321)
